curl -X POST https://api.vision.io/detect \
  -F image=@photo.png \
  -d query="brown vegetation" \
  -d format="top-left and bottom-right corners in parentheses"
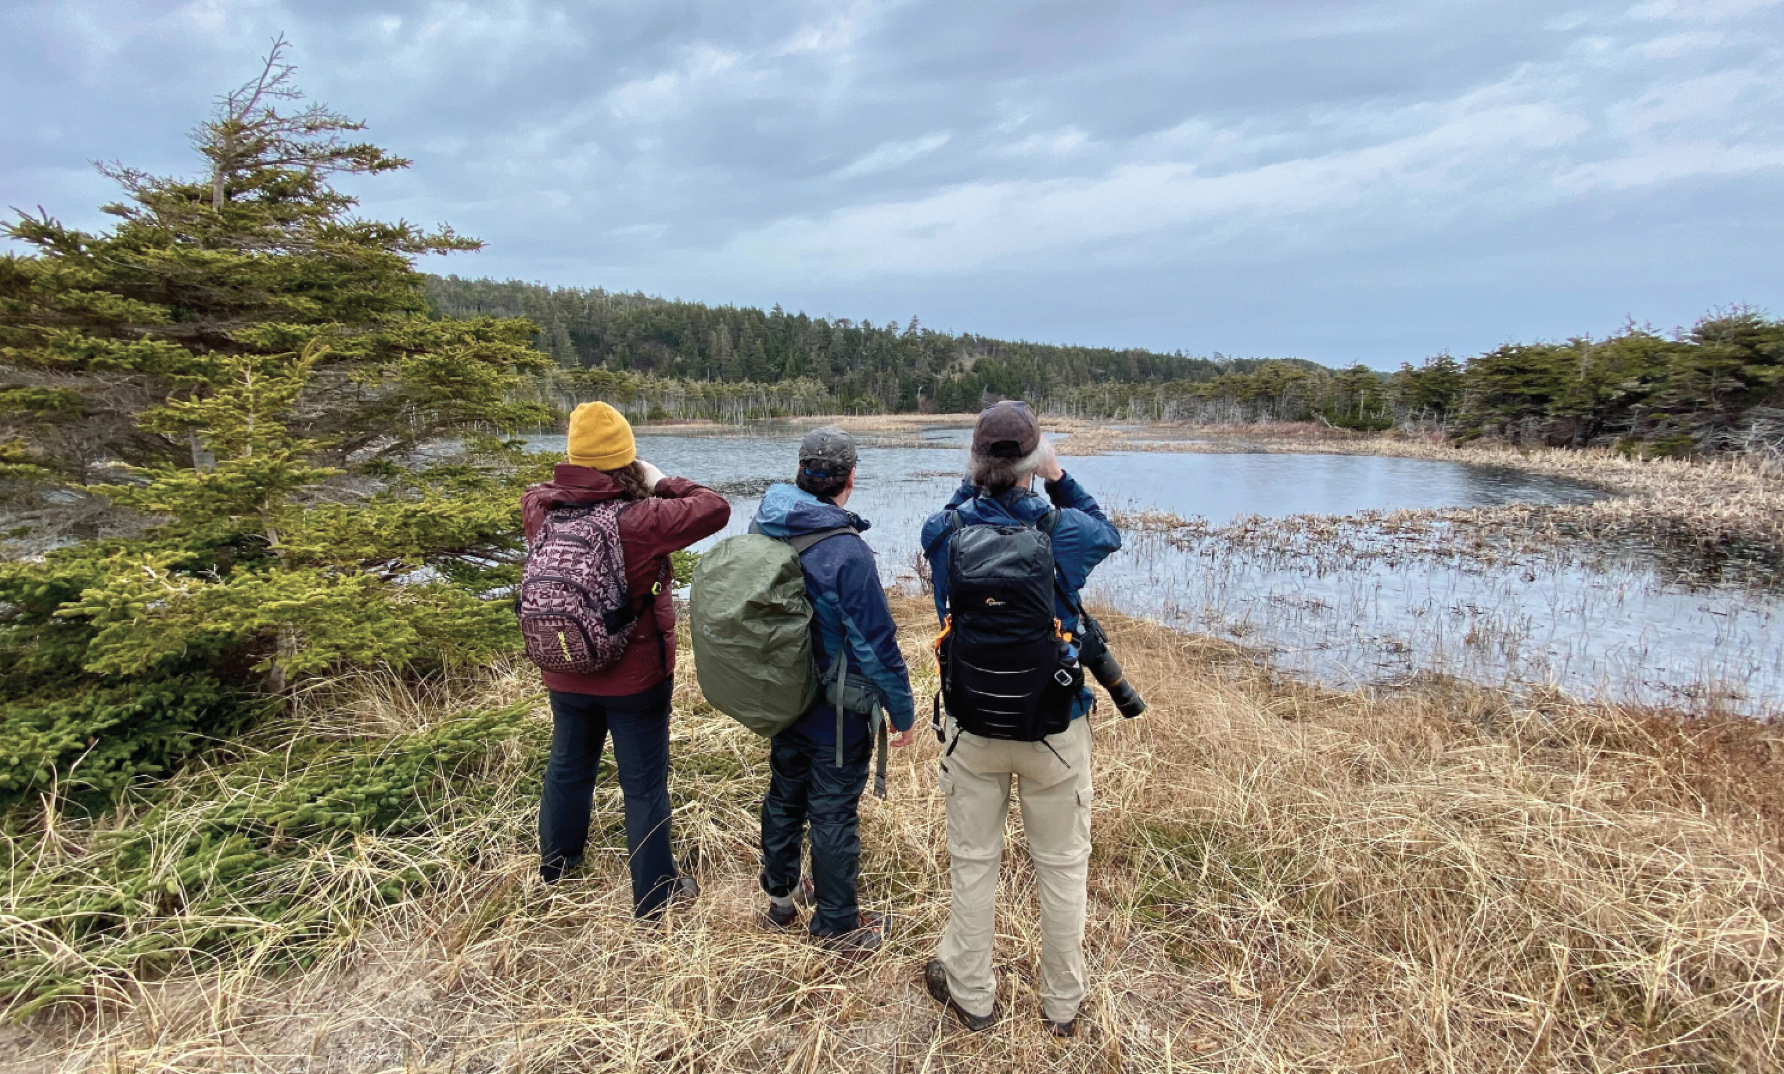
top-left (1068, 423), bottom-right (1784, 582)
top-left (5, 597), bottom-right (1781, 1072)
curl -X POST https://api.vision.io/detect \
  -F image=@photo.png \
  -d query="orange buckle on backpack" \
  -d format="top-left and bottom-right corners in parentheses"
top-left (932, 614), bottom-right (953, 666)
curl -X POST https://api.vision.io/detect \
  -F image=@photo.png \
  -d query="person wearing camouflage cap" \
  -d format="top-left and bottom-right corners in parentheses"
top-left (746, 424), bottom-right (916, 953)
top-left (797, 424), bottom-right (858, 477)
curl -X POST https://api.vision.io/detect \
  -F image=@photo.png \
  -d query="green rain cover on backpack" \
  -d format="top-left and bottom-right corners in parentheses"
top-left (689, 530), bottom-right (849, 737)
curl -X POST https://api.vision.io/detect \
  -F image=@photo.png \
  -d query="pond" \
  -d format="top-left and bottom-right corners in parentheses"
top-left (524, 427), bottom-right (1784, 716)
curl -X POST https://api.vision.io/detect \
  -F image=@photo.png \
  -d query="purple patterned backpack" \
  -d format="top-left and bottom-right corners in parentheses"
top-left (519, 502), bottom-right (646, 675)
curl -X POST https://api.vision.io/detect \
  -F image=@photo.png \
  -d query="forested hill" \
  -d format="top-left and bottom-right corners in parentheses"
top-left (425, 278), bottom-right (1783, 456)
top-left (425, 275), bottom-right (1316, 413)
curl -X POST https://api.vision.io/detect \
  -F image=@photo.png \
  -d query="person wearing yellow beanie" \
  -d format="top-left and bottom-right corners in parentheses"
top-left (521, 399), bottom-right (732, 915)
top-left (566, 401), bottom-right (638, 470)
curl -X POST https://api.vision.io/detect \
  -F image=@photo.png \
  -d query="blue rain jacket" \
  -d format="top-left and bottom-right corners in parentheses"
top-left (751, 484), bottom-right (916, 745)
top-left (919, 472), bottom-right (1122, 720)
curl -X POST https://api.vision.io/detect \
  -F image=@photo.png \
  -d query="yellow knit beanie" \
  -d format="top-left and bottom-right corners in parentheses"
top-left (566, 402), bottom-right (637, 470)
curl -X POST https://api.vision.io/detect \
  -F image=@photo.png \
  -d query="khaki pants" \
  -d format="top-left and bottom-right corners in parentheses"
top-left (936, 716), bottom-right (1092, 1024)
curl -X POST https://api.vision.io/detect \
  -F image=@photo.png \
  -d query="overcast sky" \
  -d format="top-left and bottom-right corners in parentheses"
top-left (3, 1), bottom-right (1780, 367)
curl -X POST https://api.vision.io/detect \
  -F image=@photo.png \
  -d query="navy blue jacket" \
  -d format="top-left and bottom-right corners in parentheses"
top-left (920, 471), bottom-right (1122, 720)
top-left (751, 484), bottom-right (917, 745)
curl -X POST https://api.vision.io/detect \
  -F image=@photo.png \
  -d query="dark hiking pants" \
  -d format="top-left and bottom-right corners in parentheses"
top-left (540, 680), bottom-right (678, 917)
top-left (759, 730), bottom-right (873, 937)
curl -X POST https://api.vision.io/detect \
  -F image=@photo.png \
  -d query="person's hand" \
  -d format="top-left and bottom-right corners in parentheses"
top-left (636, 459), bottom-right (667, 491)
top-left (889, 728), bottom-right (916, 748)
top-left (1035, 437), bottom-right (1064, 482)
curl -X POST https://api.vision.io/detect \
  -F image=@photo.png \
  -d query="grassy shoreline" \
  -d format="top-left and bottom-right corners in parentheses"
top-left (4, 597), bottom-right (1782, 1072)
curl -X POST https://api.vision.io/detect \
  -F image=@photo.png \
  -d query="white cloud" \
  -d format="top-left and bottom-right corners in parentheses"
top-left (992, 126), bottom-right (1091, 157)
top-left (1628, 0), bottom-right (1784, 22)
top-left (1615, 69), bottom-right (1774, 133)
top-left (178, 0), bottom-right (229, 35)
top-left (774, 1), bottom-right (879, 56)
top-left (1556, 140), bottom-right (1784, 190)
top-left (832, 131), bottom-right (952, 178)
top-left (1637, 30), bottom-right (1726, 57)
top-left (607, 44), bottom-right (742, 120)
top-left (718, 91), bottom-right (1591, 277)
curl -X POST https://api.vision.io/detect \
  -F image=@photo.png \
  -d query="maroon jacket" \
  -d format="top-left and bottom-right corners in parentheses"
top-left (522, 464), bottom-right (731, 697)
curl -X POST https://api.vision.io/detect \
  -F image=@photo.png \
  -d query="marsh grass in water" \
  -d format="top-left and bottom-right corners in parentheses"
top-left (1067, 429), bottom-right (1784, 715)
top-left (3, 598), bottom-right (1781, 1072)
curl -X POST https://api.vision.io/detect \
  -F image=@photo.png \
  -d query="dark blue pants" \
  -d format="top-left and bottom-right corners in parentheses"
top-left (540, 681), bottom-right (678, 917)
top-left (759, 730), bottom-right (872, 937)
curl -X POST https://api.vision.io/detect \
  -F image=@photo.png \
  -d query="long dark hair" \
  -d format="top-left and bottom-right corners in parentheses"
top-left (602, 460), bottom-right (655, 501)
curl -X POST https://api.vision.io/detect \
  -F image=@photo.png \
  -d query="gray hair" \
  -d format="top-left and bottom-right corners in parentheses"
top-left (967, 441), bottom-right (1048, 494)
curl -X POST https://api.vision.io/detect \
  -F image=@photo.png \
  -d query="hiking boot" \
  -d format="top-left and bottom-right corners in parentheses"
top-left (763, 876), bottom-right (813, 930)
top-left (1043, 1016), bottom-right (1078, 1038)
top-left (539, 853), bottom-right (584, 885)
top-left (818, 911), bottom-right (883, 956)
top-left (924, 959), bottom-right (996, 1032)
top-left (669, 876), bottom-right (700, 906)
top-left (763, 898), bottom-right (801, 931)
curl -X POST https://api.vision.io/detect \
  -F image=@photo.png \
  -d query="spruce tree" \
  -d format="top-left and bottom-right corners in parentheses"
top-left (0, 39), bottom-right (550, 812)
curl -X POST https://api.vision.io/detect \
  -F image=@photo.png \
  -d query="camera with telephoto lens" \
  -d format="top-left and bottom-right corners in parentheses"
top-left (1075, 611), bottom-right (1146, 719)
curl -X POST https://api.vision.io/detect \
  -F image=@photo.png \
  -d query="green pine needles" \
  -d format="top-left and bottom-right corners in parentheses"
top-left (0, 38), bottom-right (553, 815)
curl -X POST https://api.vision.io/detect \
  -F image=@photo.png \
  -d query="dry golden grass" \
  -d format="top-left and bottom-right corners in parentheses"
top-left (812, 413), bottom-right (1111, 444)
top-left (3, 597), bottom-right (1782, 1072)
top-left (811, 414), bottom-right (978, 433)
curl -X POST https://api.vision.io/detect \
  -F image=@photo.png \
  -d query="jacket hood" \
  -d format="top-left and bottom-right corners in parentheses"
top-left (521, 463), bottom-right (623, 537)
top-left (955, 485), bottom-right (1050, 525)
top-left (751, 483), bottom-right (870, 538)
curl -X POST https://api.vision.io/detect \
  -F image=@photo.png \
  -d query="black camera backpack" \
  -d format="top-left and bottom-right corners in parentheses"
top-left (934, 508), bottom-right (1083, 741)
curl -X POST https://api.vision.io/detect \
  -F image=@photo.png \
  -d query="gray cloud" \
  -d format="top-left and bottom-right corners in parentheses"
top-left (3, 0), bottom-right (1780, 365)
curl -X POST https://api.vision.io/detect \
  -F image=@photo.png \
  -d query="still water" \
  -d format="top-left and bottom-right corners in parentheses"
top-left (526, 428), bottom-right (1782, 716)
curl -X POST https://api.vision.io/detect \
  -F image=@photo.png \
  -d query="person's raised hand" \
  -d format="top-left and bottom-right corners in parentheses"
top-left (1035, 437), bottom-right (1065, 482)
top-left (636, 459), bottom-right (667, 491)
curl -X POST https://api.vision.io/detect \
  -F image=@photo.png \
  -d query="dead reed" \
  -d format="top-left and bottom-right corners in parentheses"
top-left (1092, 425), bottom-right (1784, 582)
top-left (4, 597), bottom-right (1781, 1072)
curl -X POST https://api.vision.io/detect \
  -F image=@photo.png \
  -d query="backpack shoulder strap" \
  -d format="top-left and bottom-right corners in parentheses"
top-left (1034, 507), bottom-right (1082, 615)
top-left (785, 526), bottom-right (858, 555)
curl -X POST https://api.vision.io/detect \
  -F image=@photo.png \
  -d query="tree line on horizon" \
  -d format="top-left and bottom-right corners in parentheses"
top-left (429, 276), bottom-right (1783, 455)
top-left (424, 274), bottom-right (1312, 417)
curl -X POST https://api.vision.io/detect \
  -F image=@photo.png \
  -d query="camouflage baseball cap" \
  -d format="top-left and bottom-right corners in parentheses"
top-left (799, 425), bottom-right (857, 476)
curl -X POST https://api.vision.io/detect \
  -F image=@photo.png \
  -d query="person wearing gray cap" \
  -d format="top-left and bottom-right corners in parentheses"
top-left (917, 401), bottom-right (1121, 1035)
top-left (746, 425), bottom-right (917, 953)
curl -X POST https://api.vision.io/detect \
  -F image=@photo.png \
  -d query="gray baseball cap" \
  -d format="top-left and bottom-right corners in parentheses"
top-left (799, 425), bottom-right (857, 476)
